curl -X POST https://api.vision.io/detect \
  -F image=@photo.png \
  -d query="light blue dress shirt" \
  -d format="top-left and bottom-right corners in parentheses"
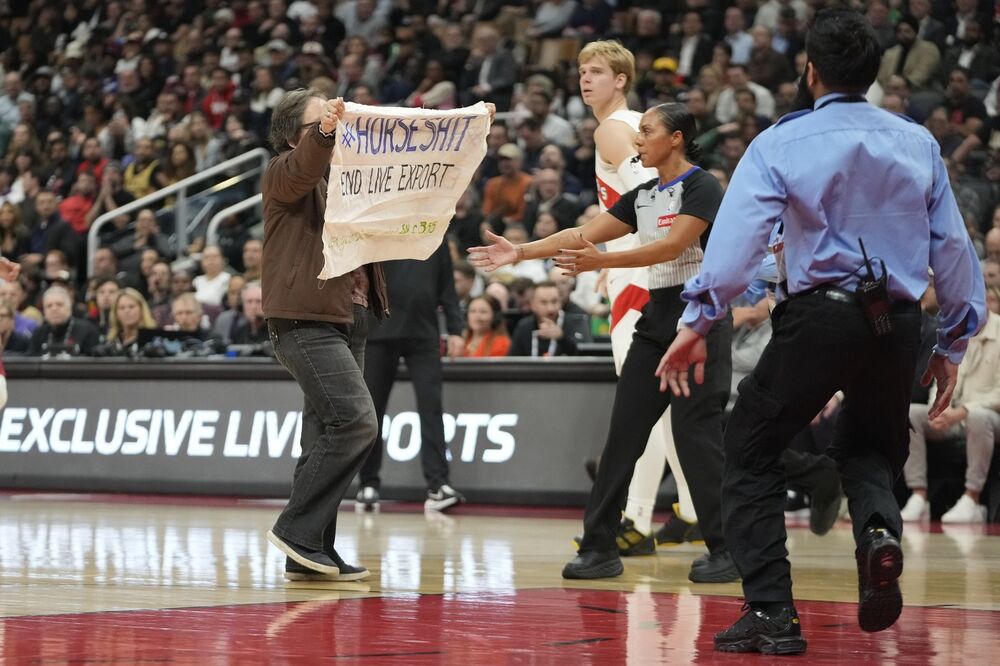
top-left (681, 93), bottom-right (986, 364)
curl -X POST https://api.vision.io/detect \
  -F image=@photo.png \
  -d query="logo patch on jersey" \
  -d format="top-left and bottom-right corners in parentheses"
top-left (657, 213), bottom-right (677, 228)
top-left (595, 176), bottom-right (621, 209)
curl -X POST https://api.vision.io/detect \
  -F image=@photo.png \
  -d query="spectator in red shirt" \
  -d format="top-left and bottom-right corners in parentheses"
top-left (58, 171), bottom-right (97, 234)
top-left (202, 68), bottom-right (237, 130)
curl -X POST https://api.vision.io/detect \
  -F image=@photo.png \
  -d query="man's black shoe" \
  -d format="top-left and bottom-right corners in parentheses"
top-left (285, 550), bottom-right (371, 582)
top-left (266, 530), bottom-right (339, 575)
top-left (856, 526), bottom-right (903, 632)
top-left (714, 605), bottom-right (807, 654)
top-left (562, 550), bottom-right (624, 579)
top-left (688, 548), bottom-right (741, 583)
top-left (616, 518), bottom-right (656, 556)
top-left (808, 459), bottom-right (843, 536)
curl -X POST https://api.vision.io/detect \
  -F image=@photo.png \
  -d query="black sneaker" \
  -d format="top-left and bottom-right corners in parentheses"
top-left (285, 550), bottom-right (371, 582)
top-left (616, 518), bottom-right (656, 556)
top-left (856, 526), bottom-right (903, 632)
top-left (266, 530), bottom-right (339, 575)
top-left (356, 485), bottom-right (380, 511)
top-left (425, 484), bottom-right (465, 512)
top-left (654, 504), bottom-right (703, 546)
top-left (562, 550), bottom-right (624, 579)
top-left (714, 604), bottom-right (808, 654)
top-left (688, 548), bottom-right (741, 583)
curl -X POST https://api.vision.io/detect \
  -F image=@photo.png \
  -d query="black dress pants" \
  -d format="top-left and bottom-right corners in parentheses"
top-left (579, 286), bottom-right (733, 555)
top-left (360, 337), bottom-right (451, 491)
top-left (723, 289), bottom-right (921, 603)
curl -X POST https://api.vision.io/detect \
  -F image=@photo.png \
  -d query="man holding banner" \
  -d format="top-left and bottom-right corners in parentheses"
top-left (262, 88), bottom-right (491, 581)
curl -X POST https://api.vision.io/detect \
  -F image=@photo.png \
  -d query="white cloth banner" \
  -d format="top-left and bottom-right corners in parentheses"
top-left (319, 102), bottom-right (490, 279)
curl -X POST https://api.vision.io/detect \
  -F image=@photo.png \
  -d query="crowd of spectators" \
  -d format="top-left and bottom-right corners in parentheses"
top-left (0, 0), bottom-right (997, 360)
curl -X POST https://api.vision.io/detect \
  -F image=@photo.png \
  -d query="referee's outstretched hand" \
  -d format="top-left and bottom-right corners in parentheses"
top-left (656, 327), bottom-right (707, 397)
top-left (922, 353), bottom-right (960, 419)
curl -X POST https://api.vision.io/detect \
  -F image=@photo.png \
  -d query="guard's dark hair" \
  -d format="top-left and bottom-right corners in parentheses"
top-left (651, 103), bottom-right (703, 162)
top-left (805, 7), bottom-right (882, 93)
top-left (268, 88), bottom-right (327, 153)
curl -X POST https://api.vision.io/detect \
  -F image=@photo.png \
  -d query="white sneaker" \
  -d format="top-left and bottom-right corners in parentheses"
top-left (940, 494), bottom-right (986, 524)
top-left (900, 493), bottom-right (929, 522)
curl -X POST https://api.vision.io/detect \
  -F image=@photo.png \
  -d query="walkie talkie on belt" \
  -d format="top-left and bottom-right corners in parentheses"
top-left (855, 238), bottom-right (893, 336)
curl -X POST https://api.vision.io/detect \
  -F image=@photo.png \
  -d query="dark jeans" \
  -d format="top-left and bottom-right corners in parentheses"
top-left (360, 337), bottom-right (450, 491)
top-left (579, 286), bottom-right (732, 555)
top-left (267, 306), bottom-right (378, 553)
top-left (724, 290), bottom-right (921, 603)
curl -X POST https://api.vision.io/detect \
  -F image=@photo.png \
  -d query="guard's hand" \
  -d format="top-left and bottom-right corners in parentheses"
top-left (553, 235), bottom-right (604, 277)
top-left (655, 327), bottom-right (707, 396)
top-left (321, 98), bottom-right (345, 135)
top-left (922, 352), bottom-right (959, 420)
top-left (537, 317), bottom-right (564, 340)
top-left (446, 334), bottom-right (465, 359)
top-left (0, 257), bottom-right (21, 282)
top-left (467, 230), bottom-right (519, 271)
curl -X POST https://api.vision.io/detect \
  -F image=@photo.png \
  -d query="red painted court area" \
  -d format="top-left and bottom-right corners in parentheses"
top-left (3, 590), bottom-right (997, 664)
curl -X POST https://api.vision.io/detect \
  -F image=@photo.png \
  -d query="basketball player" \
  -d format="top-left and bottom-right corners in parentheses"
top-left (578, 41), bottom-right (701, 555)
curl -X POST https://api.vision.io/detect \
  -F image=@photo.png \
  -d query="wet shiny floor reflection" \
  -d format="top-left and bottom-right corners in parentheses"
top-left (0, 495), bottom-right (997, 663)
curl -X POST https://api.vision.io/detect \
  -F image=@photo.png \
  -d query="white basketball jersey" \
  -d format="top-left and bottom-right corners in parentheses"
top-left (595, 109), bottom-right (656, 322)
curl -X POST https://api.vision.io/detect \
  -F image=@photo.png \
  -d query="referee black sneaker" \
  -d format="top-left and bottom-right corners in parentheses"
top-left (714, 604), bottom-right (807, 655)
top-left (856, 526), bottom-right (903, 632)
top-left (562, 550), bottom-right (624, 579)
top-left (425, 484), bottom-right (465, 512)
top-left (356, 485), bottom-right (380, 511)
top-left (688, 548), bottom-right (741, 583)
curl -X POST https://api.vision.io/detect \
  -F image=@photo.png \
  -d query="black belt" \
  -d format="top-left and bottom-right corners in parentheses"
top-left (793, 284), bottom-right (919, 312)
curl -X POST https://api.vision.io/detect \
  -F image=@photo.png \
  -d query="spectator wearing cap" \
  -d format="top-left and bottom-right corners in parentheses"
top-left (296, 41), bottom-right (333, 83)
top-left (483, 144), bottom-right (533, 227)
top-left (267, 39), bottom-right (299, 85)
top-left (877, 15), bottom-right (941, 93)
top-left (115, 32), bottom-right (145, 74)
top-left (639, 57), bottom-right (684, 108)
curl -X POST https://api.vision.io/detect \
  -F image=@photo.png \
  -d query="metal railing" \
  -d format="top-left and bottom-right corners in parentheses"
top-left (206, 193), bottom-right (263, 247)
top-left (87, 148), bottom-right (271, 276)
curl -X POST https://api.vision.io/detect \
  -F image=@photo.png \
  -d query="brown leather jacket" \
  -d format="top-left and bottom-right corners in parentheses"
top-left (261, 124), bottom-right (388, 323)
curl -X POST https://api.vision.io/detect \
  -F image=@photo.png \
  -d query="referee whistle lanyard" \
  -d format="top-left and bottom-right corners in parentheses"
top-left (531, 310), bottom-right (565, 357)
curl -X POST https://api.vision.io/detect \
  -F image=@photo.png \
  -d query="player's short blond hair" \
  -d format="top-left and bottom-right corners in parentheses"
top-left (578, 40), bottom-right (635, 94)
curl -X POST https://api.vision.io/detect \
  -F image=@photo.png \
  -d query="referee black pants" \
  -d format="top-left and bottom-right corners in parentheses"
top-left (360, 337), bottom-right (451, 492)
top-left (579, 286), bottom-right (732, 555)
top-left (724, 289), bottom-right (921, 603)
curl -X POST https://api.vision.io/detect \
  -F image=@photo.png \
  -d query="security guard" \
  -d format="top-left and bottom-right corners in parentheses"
top-left (659, 8), bottom-right (986, 656)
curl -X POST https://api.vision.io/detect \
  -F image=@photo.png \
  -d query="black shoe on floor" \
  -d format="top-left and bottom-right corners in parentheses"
top-left (714, 605), bottom-right (808, 654)
top-left (425, 484), bottom-right (465, 512)
top-left (266, 530), bottom-right (339, 575)
top-left (688, 548), bottom-right (741, 583)
top-left (616, 518), bottom-right (656, 556)
top-left (807, 459), bottom-right (843, 536)
top-left (654, 504), bottom-right (703, 546)
top-left (856, 526), bottom-right (903, 632)
top-left (562, 550), bottom-right (624, 580)
top-left (285, 551), bottom-right (371, 582)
